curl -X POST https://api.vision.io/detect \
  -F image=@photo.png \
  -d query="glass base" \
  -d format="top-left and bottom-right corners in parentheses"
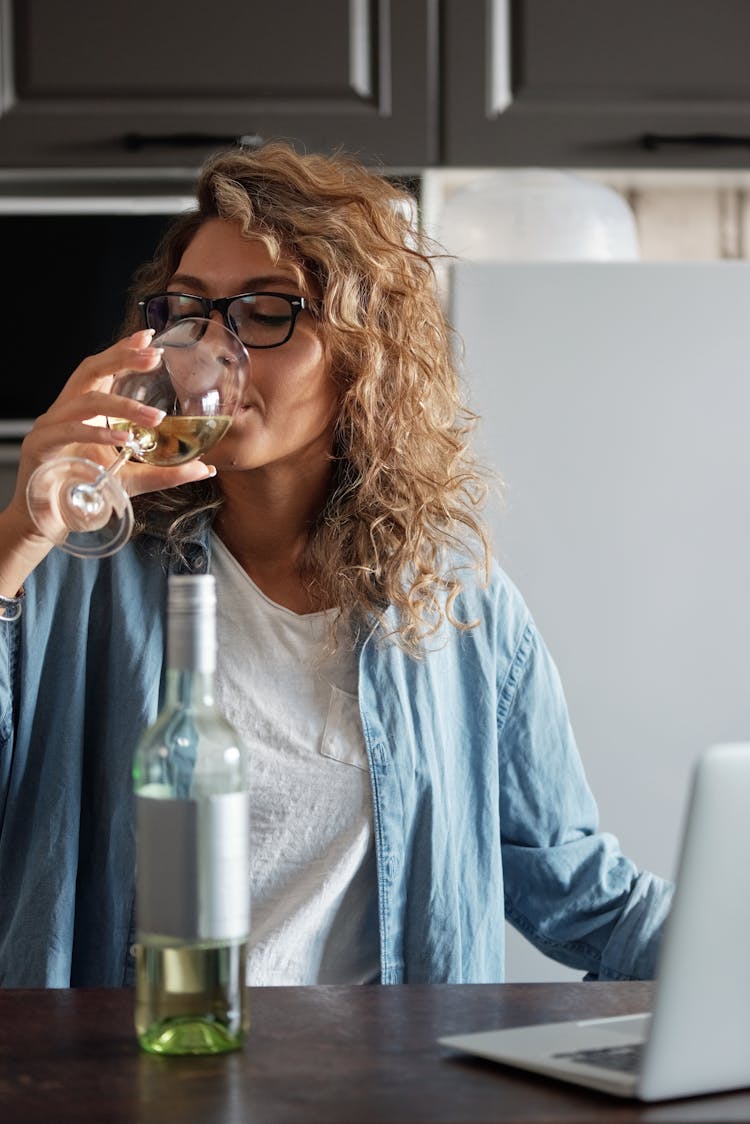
top-left (26, 456), bottom-right (134, 558)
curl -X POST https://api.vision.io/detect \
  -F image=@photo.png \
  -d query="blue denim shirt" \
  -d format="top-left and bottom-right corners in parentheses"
top-left (0, 528), bottom-right (672, 987)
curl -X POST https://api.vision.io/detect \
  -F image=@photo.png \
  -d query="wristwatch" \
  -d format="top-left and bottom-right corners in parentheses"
top-left (0, 589), bottom-right (24, 621)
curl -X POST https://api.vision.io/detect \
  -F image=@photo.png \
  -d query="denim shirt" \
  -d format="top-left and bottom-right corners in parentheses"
top-left (0, 529), bottom-right (672, 987)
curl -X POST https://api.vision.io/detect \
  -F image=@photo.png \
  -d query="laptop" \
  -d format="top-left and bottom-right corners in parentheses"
top-left (439, 743), bottom-right (750, 1101)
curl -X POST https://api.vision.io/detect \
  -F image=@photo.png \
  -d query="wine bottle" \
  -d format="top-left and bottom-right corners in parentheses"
top-left (133, 574), bottom-right (250, 1056)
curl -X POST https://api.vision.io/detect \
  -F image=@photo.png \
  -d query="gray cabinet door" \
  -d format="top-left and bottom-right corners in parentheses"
top-left (443, 0), bottom-right (750, 167)
top-left (0, 0), bottom-right (437, 168)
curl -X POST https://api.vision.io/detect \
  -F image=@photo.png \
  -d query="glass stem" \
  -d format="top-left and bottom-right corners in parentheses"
top-left (97, 444), bottom-right (135, 482)
top-left (72, 444), bottom-right (135, 507)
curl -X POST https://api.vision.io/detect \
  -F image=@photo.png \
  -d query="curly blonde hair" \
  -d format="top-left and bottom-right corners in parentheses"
top-left (126, 141), bottom-right (490, 654)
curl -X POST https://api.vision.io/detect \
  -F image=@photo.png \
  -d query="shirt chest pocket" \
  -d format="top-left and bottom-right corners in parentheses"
top-left (320, 685), bottom-right (369, 771)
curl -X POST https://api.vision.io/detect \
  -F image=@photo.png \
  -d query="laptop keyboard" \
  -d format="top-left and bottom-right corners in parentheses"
top-left (552, 1042), bottom-right (644, 1074)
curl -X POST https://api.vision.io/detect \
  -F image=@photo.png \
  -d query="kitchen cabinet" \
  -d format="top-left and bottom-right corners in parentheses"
top-left (0, 0), bottom-right (438, 169)
top-left (4, 0), bottom-right (750, 172)
top-left (443, 0), bottom-right (750, 168)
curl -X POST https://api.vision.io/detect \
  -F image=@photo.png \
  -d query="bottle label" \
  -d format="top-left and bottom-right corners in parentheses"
top-left (136, 792), bottom-right (250, 941)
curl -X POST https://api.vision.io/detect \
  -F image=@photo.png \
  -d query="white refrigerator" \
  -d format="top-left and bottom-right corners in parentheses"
top-left (450, 262), bottom-right (750, 982)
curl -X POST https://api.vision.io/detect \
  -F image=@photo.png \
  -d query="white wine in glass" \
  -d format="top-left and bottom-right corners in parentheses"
top-left (107, 415), bottom-right (233, 467)
top-left (26, 319), bottom-right (249, 557)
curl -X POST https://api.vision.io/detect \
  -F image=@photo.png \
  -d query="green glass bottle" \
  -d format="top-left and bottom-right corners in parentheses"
top-left (133, 574), bottom-right (250, 1055)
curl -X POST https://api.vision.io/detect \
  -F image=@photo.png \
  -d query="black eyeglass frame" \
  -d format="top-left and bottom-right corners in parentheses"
top-left (138, 291), bottom-right (311, 349)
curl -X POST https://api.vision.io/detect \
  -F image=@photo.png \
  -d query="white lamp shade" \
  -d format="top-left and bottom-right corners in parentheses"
top-left (435, 170), bottom-right (640, 262)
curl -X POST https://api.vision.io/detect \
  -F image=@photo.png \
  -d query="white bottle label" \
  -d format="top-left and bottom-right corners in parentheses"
top-left (136, 792), bottom-right (250, 941)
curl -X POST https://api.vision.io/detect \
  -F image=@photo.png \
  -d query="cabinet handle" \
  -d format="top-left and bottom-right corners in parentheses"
top-left (642, 133), bottom-right (750, 150)
top-left (489, 0), bottom-right (512, 115)
top-left (121, 132), bottom-right (264, 151)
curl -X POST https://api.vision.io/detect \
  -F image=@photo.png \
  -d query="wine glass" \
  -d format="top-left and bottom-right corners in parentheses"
top-left (26, 318), bottom-right (248, 558)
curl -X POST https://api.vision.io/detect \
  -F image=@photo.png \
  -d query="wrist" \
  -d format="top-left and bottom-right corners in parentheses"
top-left (0, 501), bottom-right (53, 600)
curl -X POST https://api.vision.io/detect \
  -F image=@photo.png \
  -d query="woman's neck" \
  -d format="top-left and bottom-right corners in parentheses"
top-left (213, 465), bottom-right (333, 614)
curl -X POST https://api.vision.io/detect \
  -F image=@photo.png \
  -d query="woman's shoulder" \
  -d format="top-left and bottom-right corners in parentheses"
top-left (449, 552), bottom-right (533, 636)
top-left (368, 551), bottom-right (536, 667)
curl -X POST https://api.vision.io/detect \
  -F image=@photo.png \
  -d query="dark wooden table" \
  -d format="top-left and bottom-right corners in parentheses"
top-left (1, 982), bottom-right (750, 1122)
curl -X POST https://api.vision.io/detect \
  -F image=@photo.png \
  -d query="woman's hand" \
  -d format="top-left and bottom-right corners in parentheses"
top-left (0, 330), bottom-right (217, 594)
top-left (10, 329), bottom-right (217, 521)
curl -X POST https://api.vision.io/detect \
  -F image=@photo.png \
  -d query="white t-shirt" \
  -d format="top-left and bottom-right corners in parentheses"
top-left (210, 532), bottom-right (380, 985)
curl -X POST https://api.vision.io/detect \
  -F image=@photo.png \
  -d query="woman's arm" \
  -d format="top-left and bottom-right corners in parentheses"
top-left (497, 617), bottom-right (673, 980)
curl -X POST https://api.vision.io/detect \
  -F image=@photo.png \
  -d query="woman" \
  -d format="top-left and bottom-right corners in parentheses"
top-left (0, 143), bottom-right (671, 987)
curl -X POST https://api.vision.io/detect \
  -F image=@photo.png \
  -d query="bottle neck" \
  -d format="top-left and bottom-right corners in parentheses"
top-left (165, 603), bottom-right (216, 708)
top-left (164, 668), bottom-right (216, 709)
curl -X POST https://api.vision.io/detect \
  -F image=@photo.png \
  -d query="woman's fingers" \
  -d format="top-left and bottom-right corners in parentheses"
top-left (34, 389), bottom-right (166, 434)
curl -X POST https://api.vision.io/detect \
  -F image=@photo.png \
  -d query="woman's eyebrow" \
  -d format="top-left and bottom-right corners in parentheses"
top-left (168, 272), bottom-right (302, 292)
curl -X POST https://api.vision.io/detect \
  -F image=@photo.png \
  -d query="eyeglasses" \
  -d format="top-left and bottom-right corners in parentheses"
top-left (139, 291), bottom-right (311, 349)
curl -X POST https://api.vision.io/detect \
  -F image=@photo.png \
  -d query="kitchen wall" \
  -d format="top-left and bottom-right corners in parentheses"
top-left (451, 256), bottom-right (750, 981)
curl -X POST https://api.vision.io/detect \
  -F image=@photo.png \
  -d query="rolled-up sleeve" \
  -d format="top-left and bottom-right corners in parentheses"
top-left (498, 618), bottom-right (673, 980)
top-left (0, 611), bottom-right (22, 840)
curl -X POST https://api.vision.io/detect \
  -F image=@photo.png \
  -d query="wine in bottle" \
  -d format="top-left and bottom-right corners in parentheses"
top-left (133, 573), bottom-right (250, 1055)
